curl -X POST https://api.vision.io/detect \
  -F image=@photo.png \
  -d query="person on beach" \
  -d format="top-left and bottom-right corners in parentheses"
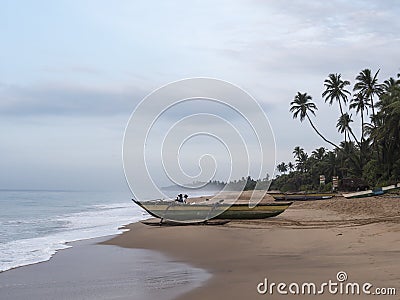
top-left (176, 194), bottom-right (184, 202)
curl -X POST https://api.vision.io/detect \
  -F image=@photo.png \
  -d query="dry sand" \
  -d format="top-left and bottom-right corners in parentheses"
top-left (103, 192), bottom-right (400, 299)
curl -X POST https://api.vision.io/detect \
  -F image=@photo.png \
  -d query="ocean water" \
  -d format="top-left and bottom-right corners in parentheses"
top-left (0, 188), bottom-right (217, 273)
top-left (0, 190), bottom-right (149, 272)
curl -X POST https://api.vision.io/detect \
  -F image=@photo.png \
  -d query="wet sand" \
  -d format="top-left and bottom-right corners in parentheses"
top-left (104, 193), bottom-right (400, 299)
top-left (0, 237), bottom-right (210, 300)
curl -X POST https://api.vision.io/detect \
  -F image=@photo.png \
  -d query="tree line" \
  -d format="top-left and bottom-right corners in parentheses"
top-left (273, 68), bottom-right (400, 191)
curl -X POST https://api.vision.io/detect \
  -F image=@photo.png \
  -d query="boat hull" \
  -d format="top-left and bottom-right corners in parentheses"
top-left (272, 193), bottom-right (334, 201)
top-left (342, 183), bottom-right (400, 199)
top-left (133, 200), bottom-right (292, 221)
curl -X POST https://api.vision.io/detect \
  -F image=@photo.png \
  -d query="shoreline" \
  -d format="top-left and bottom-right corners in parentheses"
top-left (0, 236), bottom-right (210, 300)
top-left (0, 235), bottom-right (117, 274)
top-left (0, 191), bottom-right (146, 274)
top-left (0, 220), bottom-right (143, 274)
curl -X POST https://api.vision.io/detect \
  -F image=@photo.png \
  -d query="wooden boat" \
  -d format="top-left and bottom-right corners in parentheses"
top-left (342, 190), bottom-right (380, 199)
top-left (132, 199), bottom-right (292, 221)
top-left (271, 192), bottom-right (334, 201)
top-left (342, 183), bottom-right (400, 199)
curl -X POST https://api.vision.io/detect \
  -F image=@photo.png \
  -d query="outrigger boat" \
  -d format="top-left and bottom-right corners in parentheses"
top-left (271, 192), bottom-right (334, 201)
top-left (132, 199), bottom-right (292, 222)
top-left (342, 183), bottom-right (400, 199)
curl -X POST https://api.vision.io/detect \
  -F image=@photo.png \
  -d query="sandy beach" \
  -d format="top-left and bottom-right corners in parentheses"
top-left (104, 192), bottom-right (400, 299)
top-left (1, 192), bottom-right (399, 299)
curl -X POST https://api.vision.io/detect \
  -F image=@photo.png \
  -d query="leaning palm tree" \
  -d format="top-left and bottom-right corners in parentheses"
top-left (290, 92), bottom-right (339, 149)
top-left (353, 69), bottom-right (384, 122)
top-left (322, 73), bottom-right (351, 116)
top-left (349, 92), bottom-right (370, 141)
top-left (336, 113), bottom-right (360, 146)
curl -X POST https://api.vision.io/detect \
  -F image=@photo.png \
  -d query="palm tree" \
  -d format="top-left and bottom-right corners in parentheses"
top-left (324, 151), bottom-right (338, 178)
top-left (298, 152), bottom-right (309, 173)
top-left (293, 146), bottom-right (304, 161)
top-left (276, 162), bottom-right (288, 174)
top-left (383, 77), bottom-right (399, 93)
top-left (337, 141), bottom-right (360, 177)
top-left (290, 92), bottom-right (339, 149)
top-left (353, 69), bottom-right (384, 122)
top-left (287, 162), bottom-right (295, 172)
top-left (311, 147), bottom-right (326, 161)
top-left (349, 92), bottom-right (370, 141)
top-left (322, 73), bottom-right (351, 116)
top-left (382, 77), bottom-right (400, 98)
top-left (336, 113), bottom-right (360, 146)
top-left (375, 85), bottom-right (400, 170)
top-left (293, 146), bottom-right (305, 172)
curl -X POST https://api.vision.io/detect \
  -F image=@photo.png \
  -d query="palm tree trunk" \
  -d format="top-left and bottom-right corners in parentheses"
top-left (306, 114), bottom-right (339, 149)
top-left (339, 100), bottom-right (347, 142)
top-left (359, 110), bottom-right (365, 175)
top-left (349, 129), bottom-right (361, 146)
top-left (370, 96), bottom-right (376, 125)
top-left (361, 110), bottom-right (364, 141)
top-left (338, 100), bottom-right (344, 116)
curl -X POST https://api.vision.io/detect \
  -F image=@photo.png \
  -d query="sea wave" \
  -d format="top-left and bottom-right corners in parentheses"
top-left (0, 202), bottom-right (148, 272)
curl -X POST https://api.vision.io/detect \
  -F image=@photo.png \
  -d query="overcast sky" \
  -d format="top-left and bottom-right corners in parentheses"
top-left (1, 0), bottom-right (399, 191)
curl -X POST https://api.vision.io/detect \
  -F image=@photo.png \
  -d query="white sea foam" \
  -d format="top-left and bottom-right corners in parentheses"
top-left (0, 202), bottom-right (149, 272)
top-left (0, 189), bottom-right (216, 273)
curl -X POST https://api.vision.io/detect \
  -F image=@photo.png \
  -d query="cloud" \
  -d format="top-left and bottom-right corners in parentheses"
top-left (42, 65), bottom-right (104, 75)
top-left (1, 0), bottom-right (400, 189)
top-left (0, 82), bottom-right (146, 117)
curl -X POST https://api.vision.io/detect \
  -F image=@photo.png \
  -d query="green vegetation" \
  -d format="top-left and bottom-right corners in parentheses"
top-left (205, 176), bottom-right (270, 191)
top-left (272, 68), bottom-right (400, 192)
